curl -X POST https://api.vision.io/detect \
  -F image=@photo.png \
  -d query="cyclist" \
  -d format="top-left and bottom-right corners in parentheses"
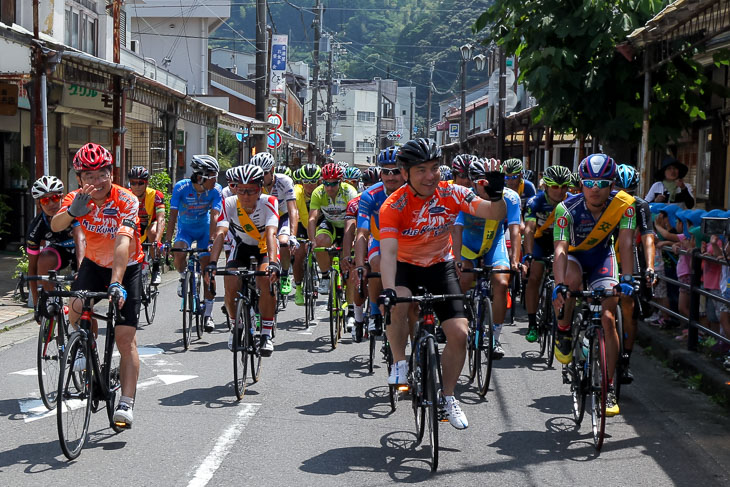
top-left (439, 165), bottom-right (453, 182)
top-left (568, 172), bottom-right (582, 195)
top-left (251, 152), bottom-right (298, 296)
top-left (27, 176), bottom-right (86, 309)
top-left (523, 165), bottom-right (572, 342)
top-left (378, 138), bottom-right (506, 430)
top-left (503, 158), bottom-right (537, 210)
top-left (344, 166), bottom-right (362, 191)
top-left (614, 164), bottom-right (655, 384)
top-left (51, 142), bottom-right (143, 427)
top-left (128, 166), bottom-right (165, 285)
top-left (275, 165), bottom-right (293, 179)
top-left (452, 154), bottom-right (477, 188)
top-left (165, 154), bottom-right (222, 333)
top-left (552, 153), bottom-right (637, 417)
top-left (221, 167), bottom-right (238, 260)
top-left (308, 163), bottom-right (358, 294)
top-left (453, 158), bottom-right (522, 359)
top-left (292, 163), bottom-right (322, 305)
top-left (208, 165), bottom-right (279, 356)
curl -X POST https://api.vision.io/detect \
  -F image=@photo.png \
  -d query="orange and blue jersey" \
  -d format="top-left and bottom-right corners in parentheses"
top-left (356, 182), bottom-right (388, 241)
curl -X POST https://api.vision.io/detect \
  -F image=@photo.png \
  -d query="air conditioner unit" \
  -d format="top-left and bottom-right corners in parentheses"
top-left (130, 40), bottom-right (139, 53)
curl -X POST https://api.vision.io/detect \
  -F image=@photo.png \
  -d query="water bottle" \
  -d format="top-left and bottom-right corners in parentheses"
top-left (63, 304), bottom-right (71, 327)
top-left (581, 334), bottom-right (590, 360)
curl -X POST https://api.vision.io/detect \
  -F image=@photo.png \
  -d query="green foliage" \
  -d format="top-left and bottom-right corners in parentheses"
top-left (474, 0), bottom-right (728, 147)
top-left (0, 194), bottom-right (11, 237)
top-left (13, 247), bottom-right (28, 279)
top-left (149, 171), bottom-right (172, 222)
top-left (208, 128), bottom-right (239, 172)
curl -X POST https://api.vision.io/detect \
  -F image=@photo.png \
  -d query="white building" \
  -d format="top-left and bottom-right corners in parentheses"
top-left (129, 0), bottom-right (231, 172)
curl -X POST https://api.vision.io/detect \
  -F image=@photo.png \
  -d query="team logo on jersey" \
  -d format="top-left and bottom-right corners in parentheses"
top-left (429, 206), bottom-right (446, 215)
top-left (103, 208), bottom-right (118, 216)
top-left (557, 216), bottom-right (568, 229)
top-left (624, 207), bottom-right (635, 218)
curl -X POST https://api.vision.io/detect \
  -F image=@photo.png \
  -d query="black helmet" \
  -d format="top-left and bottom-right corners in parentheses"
top-left (396, 138), bottom-right (441, 169)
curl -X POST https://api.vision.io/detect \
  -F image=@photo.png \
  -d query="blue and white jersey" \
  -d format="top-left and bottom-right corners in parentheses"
top-left (456, 187), bottom-right (521, 256)
top-left (264, 173), bottom-right (296, 215)
top-left (170, 179), bottom-right (223, 228)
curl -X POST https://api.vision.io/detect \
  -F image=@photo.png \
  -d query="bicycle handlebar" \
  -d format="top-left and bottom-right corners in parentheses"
top-left (25, 274), bottom-right (75, 283)
top-left (170, 247), bottom-right (210, 254)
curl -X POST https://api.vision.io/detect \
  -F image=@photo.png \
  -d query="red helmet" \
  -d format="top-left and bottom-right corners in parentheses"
top-left (73, 143), bottom-right (113, 172)
top-left (321, 163), bottom-right (344, 180)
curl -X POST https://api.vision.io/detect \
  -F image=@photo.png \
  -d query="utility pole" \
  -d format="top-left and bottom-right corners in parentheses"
top-left (426, 61), bottom-right (434, 139)
top-left (459, 58), bottom-right (467, 149)
top-left (375, 77), bottom-right (382, 151)
top-left (309, 0), bottom-right (322, 153)
top-left (31, 0), bottom-right (47, 179)
top-left (255, 0), bottom-right (268, 153)
top-left (112, 0), bottom-right (126, 182)
top-left (325, 37), bottom-right (334, 149)
top-left (497, 47), bottom-right (506, 161)
top-left (409, 88), bottom-right (414, 140)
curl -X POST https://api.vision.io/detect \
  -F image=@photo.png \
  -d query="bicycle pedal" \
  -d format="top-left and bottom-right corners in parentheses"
top-left (114, 421), bottom-right (132, 430)
top-left (396, 384), bottom-right (410, 392)
top-left (438, 408), bottom-right (449, 422)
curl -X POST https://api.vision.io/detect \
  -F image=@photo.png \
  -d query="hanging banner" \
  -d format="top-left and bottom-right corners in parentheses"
top-left (270, 34), bottom-right (288, 95)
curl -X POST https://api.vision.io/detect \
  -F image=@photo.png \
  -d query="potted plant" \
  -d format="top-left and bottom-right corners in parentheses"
top-left (10, 162), bottom-right (30, 189)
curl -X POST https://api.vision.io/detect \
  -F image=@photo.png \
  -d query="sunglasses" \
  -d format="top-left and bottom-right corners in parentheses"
top-left (504, 174), bottom-right (521, 180)
top-left (129, 180), bottom-right (147, 186)
top-left (582, 179), bottom-right (612, 189)
top-left (323, 180), bottom-right (340, 187)
top-left (40, 194), bottom-right (62, 205)
top-left (546, 184), bottom-right (569, 190)
top-left (381, 167), bottom-right (399, 176)
top-left (236, 188), bottom-right (260, 196)
top-left (201, 173), bottom-right (218, 181)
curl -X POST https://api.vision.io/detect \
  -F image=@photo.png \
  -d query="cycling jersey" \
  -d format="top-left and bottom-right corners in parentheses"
top-left (356, 182), bottom-right (390, 241)
top-left (456, 187), bottom-right (521, 260)
top-left (59, 184), bottom-right (143, 268)
top-left (218, 194), bottom-right (279, 251)
top-left (263, 173), bottom-right (295, 215)
top-left (309, 182), bottom-right (358, 228)
top-left (170, 179), bottom-right (223, 228)
top-left (380, 181), bottom-right (481, 267)
top-left (221, 185), bottom-right (234, 199)
top-left (345, 195), bottom-right (360, 221)
top-left (525, 191), bottom-right (561, 252)
top-left (139, 187), bottom-right (165, 241)
top-left (634, 196), bottom-right (653, 237)
top-left (294, 184), bottom-right (312, 224)
top-left (26, 212), bottom-right (78, 254)
top-left (516, 179), bottom-right (537, 209)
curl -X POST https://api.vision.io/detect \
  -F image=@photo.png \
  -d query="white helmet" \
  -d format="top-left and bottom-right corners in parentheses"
top-left (250, 152), bottom-right (276, 172)
top-left (31, 176), bottom-right (64, 199)
top-left (234, 164), bottom-right (265, 185)
top-left (191, 154), bottom-right (220, 174)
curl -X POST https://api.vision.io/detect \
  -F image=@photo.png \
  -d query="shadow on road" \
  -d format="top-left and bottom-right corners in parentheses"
top-left (274, 335), bottom-right (333, 354)
top-left (158, 384), bottom-right (245, 409)
top-left (296, 385), bottom-right (395, 420)
top-left (297, 355), bottom-right (373, 379)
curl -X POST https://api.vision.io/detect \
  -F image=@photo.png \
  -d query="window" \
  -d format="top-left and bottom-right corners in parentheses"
top-left (65, 3), bottom-right (98, 56)
top-left (356, 141), bottom-right (374, 153)
top-left (697, 127), bottom-right (711, 198)
top-left (332, 140), bottom-right (346, 152)
top-left (335, 110), bottom-right (347, 121)
top-left (357, 111), bottom-right (375, 122)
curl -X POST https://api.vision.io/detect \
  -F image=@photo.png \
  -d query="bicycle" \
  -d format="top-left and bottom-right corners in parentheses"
top-left (140, 242), bottom-right (162, 325)
top-left (531, 256), bottom-right (558, 368)
top-left (356, 268), bottom-right (385, 376)
top-left (559, 287), bottom-right (617, 451)
top-left (13, 273), bottom-right (28, 304)
top-left (208, 261), bottom-right (274, 400)
top-left (53, 289), bottom-right (124, 460)
top-left (314, 245), bottom-right (346, 349)
top-left (303, 241), bottom-right (319, 328)
top-left (29, 272), bottom-right (76, 410)
top-left (171, 247), bottom-right (209, 350)
top-left (383, 289), bottom-right (464, 472)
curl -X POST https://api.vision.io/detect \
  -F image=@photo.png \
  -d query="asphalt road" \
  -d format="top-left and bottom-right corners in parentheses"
top-left (1, 276), bottom-right (729, 485)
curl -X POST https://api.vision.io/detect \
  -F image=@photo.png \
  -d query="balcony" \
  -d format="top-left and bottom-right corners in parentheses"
top-left (380, 118), bottom-right (395, 132)
top-left (120, 48), bottom-right (187, 94)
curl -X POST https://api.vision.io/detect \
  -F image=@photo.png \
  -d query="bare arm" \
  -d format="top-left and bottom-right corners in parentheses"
top-left (73, 225), bottom-right (86, 264)
top-left (523, 220), bottom-right (537, 255)
top-left (308, 209), bottom-right (321, 242)
top-left (473, 198), bottom-right (506, 221)
top-left (342, 219), bottom-right (357, 264)
top-left (641, 233), bottom-right (655, 273)
top-left (155, 210), bottom-right (166, 243)
top-left (265, 225), bottom-right (278, 264)
top-left (451, 226), bottom-right (463, 263)
top-left (354, 227), bottom-right (370, 268)
top-left (618, 228), bottom-right (635, 277)
top-left (51, 212), bottom-right (75, 233)
top-left (165, 209), bottom-right (178, 242)
top-left (208, 225), bottom-right (228, 264)
top-left (509, 223), bottom-right (521, 268)
top-left (380, 238), bottom-right (398, 290)
top-left (110, 234), bottom-right (132, 285)
top-left (287, 200), bottom-right (299, 234)
top-left (28, 252), bottom-right (39, 305)
top-left (208, 209), bottom-right (220, 244)
top-left (553, 240), bottom-right (569, 285)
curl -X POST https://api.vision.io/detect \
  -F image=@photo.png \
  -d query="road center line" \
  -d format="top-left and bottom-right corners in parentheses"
top-left (187, 403), bottom-right (261, 487)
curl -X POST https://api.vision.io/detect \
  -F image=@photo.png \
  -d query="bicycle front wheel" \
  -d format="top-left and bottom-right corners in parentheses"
top-left (233, 299), bottom-right (249, 400)
top-left (38, 315), bottom-right (63, 410)
top-left (193, 273), bottom-right (203, 339)
top-left (590, 327), bottom-right (608, 450)
top-left (328, 275), bottom-right (339, 349)
top-left (144, 281), bottom-right (158, 324)
top-left (477, 297), bottom-right (494, 397)
top-left (570, 324), bottom-right (587, 427)
top-left (182, 273), bottom-right (191, 350)
top-left (57, 333), bottom-right (92, 460)
top-left (424, 337), bottom-right (441, 472)
top-left (614, 304), bottom-right (625, 401)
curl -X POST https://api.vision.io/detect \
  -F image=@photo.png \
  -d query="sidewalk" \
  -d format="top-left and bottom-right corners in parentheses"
top-left (0, 253), bottom-right (32, 327)
top-left (637, 319), bottom-right (730, 408)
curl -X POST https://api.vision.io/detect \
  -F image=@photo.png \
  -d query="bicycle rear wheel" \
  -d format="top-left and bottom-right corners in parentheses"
top-left (424, 337), bottom-right (441, 472)
top-left (368, 332), bottom-right (376, 374)
top-left (466, 296), bottom-right (478, 381)
top-left (57, 333), bottom-right (92, 460)
top-left (104, 306), bottom-right (125, 432)
top-left (590, 327), bottom-right (608, 450)
top-left (477, 297), bottom-right (494, 397)
top-left (194, 273), bottom-right (203, 339)
top-left (233, 300), bottom-right (248, 400)
top-left (537, 284), bottom-right (548, 357)
top-left (328, 272), bottom-right (339, 349)
top-left (249, 302), bottom-right (263, 383)
top-left (411, 345), bottom-right (426, 443)
top-left (182, 273), bottom-right (192, 350)
top-left (144, 281), bottom-right (158, 324)
top-left (38, 315), bottom-right (63, 410)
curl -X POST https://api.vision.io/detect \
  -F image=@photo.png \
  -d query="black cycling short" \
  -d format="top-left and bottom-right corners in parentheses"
top-left (71, 259), bottom-right (141, 328)
top-left (316, 219), bottom-right (344, 247)
top-left (395, 260), bottom-right (465, 322)
top-left (296, 222), bottom-right (308, 240)
top-left (45, 245), bottom-right (78, 272)
top-left (228, 243), bottom-right (267, 269)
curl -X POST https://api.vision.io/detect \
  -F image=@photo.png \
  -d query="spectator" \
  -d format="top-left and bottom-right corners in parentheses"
top-left (645, 156), bottom-right (695, 209)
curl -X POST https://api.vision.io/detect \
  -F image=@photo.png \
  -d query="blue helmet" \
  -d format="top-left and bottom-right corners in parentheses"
top-left (377, 146), bottom-right (398, 166)
top-left (439, 165), bottom-right (452, 180)
top-left (344, 166), bottom-right (362, 180)
top-left (615, 164), bottom-right (640, 190)
top-left (579, 153), bottom-right (616, 180)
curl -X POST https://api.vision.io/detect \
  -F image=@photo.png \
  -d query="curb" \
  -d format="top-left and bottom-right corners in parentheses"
top-left (637, 321), bottom-right (730, 409)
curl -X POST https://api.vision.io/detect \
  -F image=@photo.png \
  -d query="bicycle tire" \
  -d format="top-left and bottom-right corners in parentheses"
top-left (368, 333), bottom-right (376, 374)
top-left (182, 273), bottom-right (191, 350)
top-left (233, 299), bottom-right (248, 400)
top-left (194, 273), bottom-right (203, 339)
top-left (328, 270), bottom-right (339, 349)
top-left (570, 322), bottom-right (587, 427)
top-left (411, 344), bottom-right (426, 444)
top-left (591, 327), bottom-right (608, 450)
top-left (477, 297), bottom-right (494, 397)
top-left (249, 303), bottom-right (263, 383)
top-left (466, 295), bottom-right (478, 381)
top-left (425, 337), bottom-right (441, 472)
top-left (57, 333), bottom-right (92, 460)
top-left (614, 304), bottom-right (625, 401)
top-left (104, 305), bottom-right (125, 433)
top-left (546, 305), bottom-right (557, 368)
top-left (384, 340), bottom-right (397, 411)
top-left (144, 282), bottom-right (158, 324)
top-left (38, 315), bottom-right (63, 410)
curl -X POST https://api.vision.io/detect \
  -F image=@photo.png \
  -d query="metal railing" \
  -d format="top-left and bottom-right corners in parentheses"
top-left (648, 246), bottom-right (730, 351)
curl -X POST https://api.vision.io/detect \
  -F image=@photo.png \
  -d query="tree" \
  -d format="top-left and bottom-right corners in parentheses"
top-left (474, 0), bottom-right (726, 151)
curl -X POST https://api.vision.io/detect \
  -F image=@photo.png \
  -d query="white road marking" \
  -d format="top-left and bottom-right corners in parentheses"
top-left (9, 368), bottom-right (39, 376)
top-left (187, 403), bottom-right (261, 487)
top-left (137, 374), bottom-right (198, 391)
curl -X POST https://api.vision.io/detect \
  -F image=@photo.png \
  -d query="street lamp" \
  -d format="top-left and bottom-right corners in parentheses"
top-left (473, 54), bottom-right (486, 72)
top-left (460, 43), bottom-right (474, 149)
